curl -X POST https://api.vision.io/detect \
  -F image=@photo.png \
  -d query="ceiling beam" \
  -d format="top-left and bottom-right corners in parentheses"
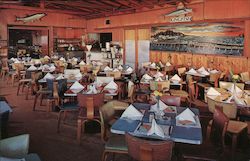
top-left (0, 4), bottom-right (88, 16)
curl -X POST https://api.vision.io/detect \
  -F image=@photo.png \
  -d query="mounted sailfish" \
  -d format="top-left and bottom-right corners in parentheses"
top-left (164, 1), bottom-right (192, 17)
top-left (16, 13), bottom-right (47, 23)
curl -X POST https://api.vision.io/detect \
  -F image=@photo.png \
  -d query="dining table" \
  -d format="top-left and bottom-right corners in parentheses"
top-left (111, 103), bottom-right (202, 145)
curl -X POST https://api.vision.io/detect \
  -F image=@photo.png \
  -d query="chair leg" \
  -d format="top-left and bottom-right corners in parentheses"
top-left (101, 151), bottom-right (108, 161)
top-left (17, 82), bottom-right (21, 96)
top-left (57, 110), bottom-right (64, 133)
top-left (77, 118), bottom-right (83, 144)
top-left (33, 93), bottom-right (40, 111)
top-left (25, 85), bottom-right (30, 100)
top-left (21, 83), bottom-right (25, 92)
top-left (40, 94), bottom-right (44, 106)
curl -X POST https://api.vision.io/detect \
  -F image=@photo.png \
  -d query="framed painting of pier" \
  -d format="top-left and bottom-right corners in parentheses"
top-left (150, 22), bottom-right (244, 56)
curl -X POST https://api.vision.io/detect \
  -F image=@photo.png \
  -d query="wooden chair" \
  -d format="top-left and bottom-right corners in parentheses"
top-left (240, 72), bottom-right (249, 82)
top-left (160, 95), bottom-right (181, 107)
top-left (16, 71), bottom-right (34, 100)
top-left (196, 72), bottom-right (221, 99)
top-left (9, 63), bottom-right (25, 86)
top-left (100, 101), bottom-right (129, 161)
top-left (207, 98), bottom-right (248, 154)
top-left (0, 58), bottom-right (9, 80)
top-left (125, 133), bottom-right (174, 161)
top-left (106, 71), bottom-right (122, 80)
top-left (181, 106), bottom-right (229, 161)
top-left (33, 79), bottom-right (54, 112)
top-left (56, 79), bottom-right (80, 132)
top-left (149, 80), bottom-right (170, 93)
top-left (77, 92), bottom-right (104, 144)
top-left (80, 64), bottom-right (92, 74)
top-left (188, 77), bottom-right (210, 117)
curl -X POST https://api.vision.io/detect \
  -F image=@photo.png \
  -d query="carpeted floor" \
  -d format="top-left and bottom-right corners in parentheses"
top-left (0, 79), bottom-right (250, 161)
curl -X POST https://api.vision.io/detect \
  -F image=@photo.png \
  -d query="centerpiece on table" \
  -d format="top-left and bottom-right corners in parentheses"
top-left (153, 90), bottom-right (163, 119)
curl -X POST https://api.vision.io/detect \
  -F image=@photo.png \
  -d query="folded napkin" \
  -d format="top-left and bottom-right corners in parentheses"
top-left (210, 69), bottom-right (219, 74)
top-left (142, 74), bottom-right (153, 80)
top-left (56, 74), bottom-right (65, 80)
top-left (70, 81), bottom-right (84, 94)
top-left (176, 108), bottom-right (196, 124)
top-left (75, 73), bottom-right (82, 80)
top-left (118, 65), bottom-right (123, 70)
top-left (10, 57), bottom-right (16, 61)
top-left (159, 61), bottom-right (164, 68)
top-left (126, 67), bottom-right (133, 73)
top-left (27, 65), bottom-right (37, 71)
top-left (43, 64), bottom-right (50, 70)
top-left (233, 95), bottom-right (246, 105)
top-left (147, 119), bottom-right (165, 138)
top-left (154, 72), bottom-right (164, 78)
top-left (44, 56), bottom-right (50, 59)
top-left (207, 87), bottom-right (221, 96)
top-left (155, 77), bottom-right (163, 82)
top-left (170, 74), bottom-right (181, 82)
top-left (197, 66), bottom-right (206, 73)
top-left (72, 57), bottom-right (78, 62)
top-left (43, 73), bottom-right (55, 80)
top-left (121, 104), bottom-right (143, 120)
top-left (49, 64), bottom-right (56, 72)
top-left (187, 68), bottom-right (197, 74)
top-left (86, 85), bottom-right (98, 94)
top-left (166, 62), bottom-right (171, 67)
top-left (14, 60), bottom-right (20, 63)
top-left (151, 100), bottom-right (168, 111)
top-left (200, 70), bottom-right (210, 76)
top-left (104, 81), bottom-right (118, 90)
top-left (150, 63), bottom-right (156, 68)
top-left (59, 57), bottom-right (66, 62)
top-left (79, 61), bottom-right (86, 65)
top-left (227, 84), bottom-right (243, 95)
top-left (113, 68), bottom-right (119, 72)
top-left (38, 65), bottom-right (43, 70)
top-left (225, 95), bottom-right (234, 103)
top-left (104, 66), bottom-right (113, 72)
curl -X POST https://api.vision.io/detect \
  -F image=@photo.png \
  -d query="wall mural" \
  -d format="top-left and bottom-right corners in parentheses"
top-left (150, 22), bottom-right (244, 56)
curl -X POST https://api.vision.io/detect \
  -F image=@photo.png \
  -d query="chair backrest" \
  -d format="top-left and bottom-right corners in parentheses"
top-left (149, 80), bottom-right (170, 92)
top-left (240, 72), bottom-right (249, 82)
top-left (77, 93), bottom-right (104, 119)
top-left (187, 77), bottom-right (196, 101)
top-left (177, 67), bottom-right (186, 76)
top-left (209, 72), bottom-right (221, 87)
top-left (125, 133), bottom-right (174, 161)
top-left (99, 101), bottom-right (128, 142)
top-left (106, 71), bottom-right (121, 79)
top-left (219, 81), bottom-right (245, 90)
top-left (210, 105), bottom-right (229, 148)
top-left (1, 58), bottom-right (8, 68)
top-left (207, 97), bottom-right (237, 119)
top-left (160, 95), bottom-right (181, 107)
top-left (80, 64), bottom-right (92, 73)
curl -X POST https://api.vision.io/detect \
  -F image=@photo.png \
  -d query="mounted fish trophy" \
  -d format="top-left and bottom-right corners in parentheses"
top-left (16, 13), bottom-right (47, 23)
top-left (164, 1), bottom-right (193, 23)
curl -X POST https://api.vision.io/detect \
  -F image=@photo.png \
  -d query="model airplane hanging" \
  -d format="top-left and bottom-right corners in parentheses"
top-left (16, 13), bottom-right (47, 23)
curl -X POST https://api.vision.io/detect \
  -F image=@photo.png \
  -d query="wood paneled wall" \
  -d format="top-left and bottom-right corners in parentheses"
top-left (150, 51), bottom-right (250, 74)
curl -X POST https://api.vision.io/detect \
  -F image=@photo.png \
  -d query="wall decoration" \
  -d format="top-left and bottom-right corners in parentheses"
top-left (16, 13), bottom-right (47, 23)
top-left (150, 22), bottom-right (244, 56)
top-left (164, 1), bottom-right (192, 23)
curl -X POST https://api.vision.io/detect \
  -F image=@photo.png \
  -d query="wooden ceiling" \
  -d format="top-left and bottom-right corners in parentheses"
top-left (0, 0), bottom-right (194, 19)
